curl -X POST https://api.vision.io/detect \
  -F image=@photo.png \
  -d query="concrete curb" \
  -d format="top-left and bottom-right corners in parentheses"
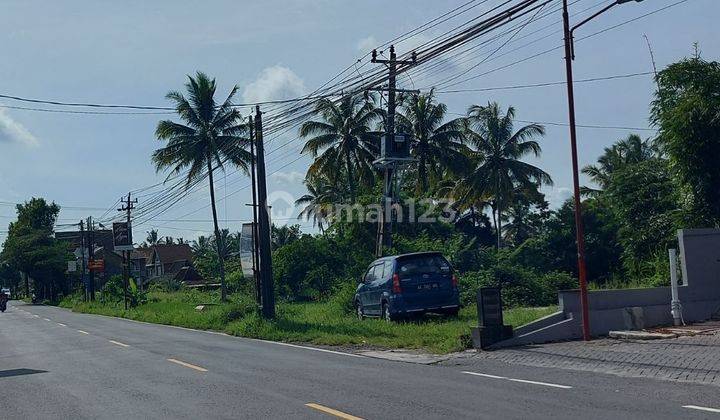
top-left (609, 330), bottom-right (678, 340)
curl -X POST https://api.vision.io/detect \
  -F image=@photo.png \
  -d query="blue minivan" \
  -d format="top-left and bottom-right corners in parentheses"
top-left (354, 252), bottom-right (460, 321)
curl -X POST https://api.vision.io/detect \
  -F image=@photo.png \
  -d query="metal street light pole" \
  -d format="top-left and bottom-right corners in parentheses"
top-left (561, 0), bottom-right (643, 341)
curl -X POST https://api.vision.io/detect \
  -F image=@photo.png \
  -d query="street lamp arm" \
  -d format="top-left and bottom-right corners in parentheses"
top-left (569, 0), bottom-right (644, 60)
top-left (569, 2), bottom-right (618, 60)
top-left (571, 2), bottom-right (618, 34)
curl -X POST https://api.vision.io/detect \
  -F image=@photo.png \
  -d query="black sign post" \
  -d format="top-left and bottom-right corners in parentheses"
top-left (112, 222), bottom-right (133, 251)
top-left (471, 287), bottom-right (514, 350)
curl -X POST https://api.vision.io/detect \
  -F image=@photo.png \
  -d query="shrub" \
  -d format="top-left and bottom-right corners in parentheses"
top-left (537, 271), bottom-right (576, 304)
top-left (100, 275), bottom-right (146, 306)
top-left (458, 265), bottom-right (574, 308)
top-left (272, 235), bottom-right (347, 301)
top-left (328, 279), bottom-right (359, 314)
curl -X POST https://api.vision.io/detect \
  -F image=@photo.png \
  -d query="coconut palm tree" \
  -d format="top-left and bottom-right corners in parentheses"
top-left (397, 90), bottom-right (468, 195)
top-left (191, 235), bottom-right (213, 256)
top-left (299, 95), bottom-right (383, 202)
top-left (295, 174), bottom-right (345, 232)
top-left (581, 134), bottom-right (654, 196)
top-left (152, 72), bottom-right (251, 301)
top-left (456, 102), bottom-right (552, 248)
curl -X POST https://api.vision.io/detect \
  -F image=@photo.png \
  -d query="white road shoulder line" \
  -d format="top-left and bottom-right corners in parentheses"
top-left (256, 339), bottom-right (366, 359)
top-left (462, 371), bottom-right (573, 389)
top-left (108, 340), bottom-right (130, 348)
top-left (683, 405), bottom-right (720, 414)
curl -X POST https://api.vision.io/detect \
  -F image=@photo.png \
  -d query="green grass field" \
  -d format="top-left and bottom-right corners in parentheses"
top-left (60, 290), bottom-right (556, 354)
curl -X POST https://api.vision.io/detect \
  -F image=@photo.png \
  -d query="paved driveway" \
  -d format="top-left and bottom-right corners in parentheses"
top-left (447, 325), bottom-right (720, 387)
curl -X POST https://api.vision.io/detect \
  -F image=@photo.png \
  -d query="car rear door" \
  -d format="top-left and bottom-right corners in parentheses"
top-left (396, 254), bottom-right (454, 308)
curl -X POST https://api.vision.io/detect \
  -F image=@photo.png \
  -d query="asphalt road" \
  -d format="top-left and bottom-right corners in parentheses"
top-left (1, 301), bottom-right (718, 419)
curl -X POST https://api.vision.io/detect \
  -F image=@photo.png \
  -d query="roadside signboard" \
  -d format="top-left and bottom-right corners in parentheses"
top-left (239, 223), bottom-right (255, 280)
top-left (88, 259), bottom-right (105, 272)
top-left (67, 260), bottom-right (77, 272)
top-left (477, 287), bottom-right (504, 327)
top-left (112, 222), bottom-right (133, 251)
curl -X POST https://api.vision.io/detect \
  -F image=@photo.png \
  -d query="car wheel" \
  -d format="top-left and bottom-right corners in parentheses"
top-left (355, 301), bottom-right (364, 320)
top-left (382, 302), bottom-right (393, 322)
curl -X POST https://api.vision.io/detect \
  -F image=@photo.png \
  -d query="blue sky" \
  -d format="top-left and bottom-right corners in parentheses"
top-left (0, 0), bottom-right (716, 243)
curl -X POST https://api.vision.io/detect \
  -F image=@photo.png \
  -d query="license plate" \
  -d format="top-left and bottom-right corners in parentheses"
top-left (418, 283), bottom-right (438, 291)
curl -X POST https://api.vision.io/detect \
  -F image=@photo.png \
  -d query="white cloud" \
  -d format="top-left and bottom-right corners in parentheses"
top-left (357, 35), bottom-right (378, 52)
top-left (242, 65), bottom-right (306, 104)
top-left (270, 170), bottom-right (305, 186)
top-left (546, 186), bottom-right (572, 208)
top-left (0, 109), bottom-right (38, 146)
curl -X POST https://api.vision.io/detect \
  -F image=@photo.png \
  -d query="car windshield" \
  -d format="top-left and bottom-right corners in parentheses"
top-left (397, 255), bottom-right (450, 278)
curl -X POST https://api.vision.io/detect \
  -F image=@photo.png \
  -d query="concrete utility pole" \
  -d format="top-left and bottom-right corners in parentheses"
top-left (119, 192), bottom-right (137, 310)
top-left (248, 116), bottom-right (261, 307)
top-left (254, 106), bottom-right (275, 319)
top-left (80, 219), bottom-right (86, 301)
top-left (371, 45), bottom-right (417, 257)
top-left (87, 216), bottom-right (95, 301)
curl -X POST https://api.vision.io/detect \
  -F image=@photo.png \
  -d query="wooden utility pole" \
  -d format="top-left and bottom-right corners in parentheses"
top-left (254, 106), bottom-right (275, 319)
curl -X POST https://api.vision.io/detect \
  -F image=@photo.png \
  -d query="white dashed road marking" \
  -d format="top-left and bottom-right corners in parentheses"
top-left (683, 405), bottom-right (720, 414)
top-left (108, 340), bottom-right (130, 348)
top-left (77, 330), bottom-right (90, 335)
top-left (167, 358), bottom-right (207, 372)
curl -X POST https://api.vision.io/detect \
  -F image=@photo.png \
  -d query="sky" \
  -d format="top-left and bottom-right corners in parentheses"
top-left (0, 0), bottom-right (717, 244)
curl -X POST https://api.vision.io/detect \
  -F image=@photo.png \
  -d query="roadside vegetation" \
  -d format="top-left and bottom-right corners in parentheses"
top-left (60, 286), bottom-right (555, 354)
top-left (3, 50), bottom-right (719, 352)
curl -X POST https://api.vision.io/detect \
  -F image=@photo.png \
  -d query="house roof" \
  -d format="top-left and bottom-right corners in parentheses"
top-left (130, 247), bottom-right (153, 260)
top-left (167, 259), bottom-right (190, 275)
top-left (153, 244), bottom-right (193, 265)
top-left (174, 265), bottom-right (205, 285)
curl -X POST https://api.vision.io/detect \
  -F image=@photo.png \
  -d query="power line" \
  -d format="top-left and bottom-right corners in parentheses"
top-left (446, 111), bottom-right (654, 131)
top-left (436, 70), bottom-right (654, 93)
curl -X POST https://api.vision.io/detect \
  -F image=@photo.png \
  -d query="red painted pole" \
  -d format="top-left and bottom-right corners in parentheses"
top-left (562, 0), bottom-right (591, 341)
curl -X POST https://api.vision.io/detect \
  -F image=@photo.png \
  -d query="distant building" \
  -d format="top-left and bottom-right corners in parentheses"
top-left (56, 232), bottom-right (204, 288)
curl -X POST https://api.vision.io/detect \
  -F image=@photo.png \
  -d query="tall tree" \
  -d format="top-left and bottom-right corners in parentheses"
top-left (271, 224), bottom-right (302, 250)
top-left (152, 72), bottom-right (251, 301)
top-left (581, 134), bottom-right (654, 196)
top-left (651, 53), bottom-right (720, 227)
top-left (145, 229), bottom-right (159, 246)
top-left (457, 102), bottom-right (552, 248)
top-left (191, 235), bottom-right (213, 256)
top-left (397, 90), bottom-right (467, 195)
top-left (300, 95), bottom-right (383, 202)
top-left (295, 174), bottom-right (345, 232)
top-left (1, 198), bottom-right (68, 300)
